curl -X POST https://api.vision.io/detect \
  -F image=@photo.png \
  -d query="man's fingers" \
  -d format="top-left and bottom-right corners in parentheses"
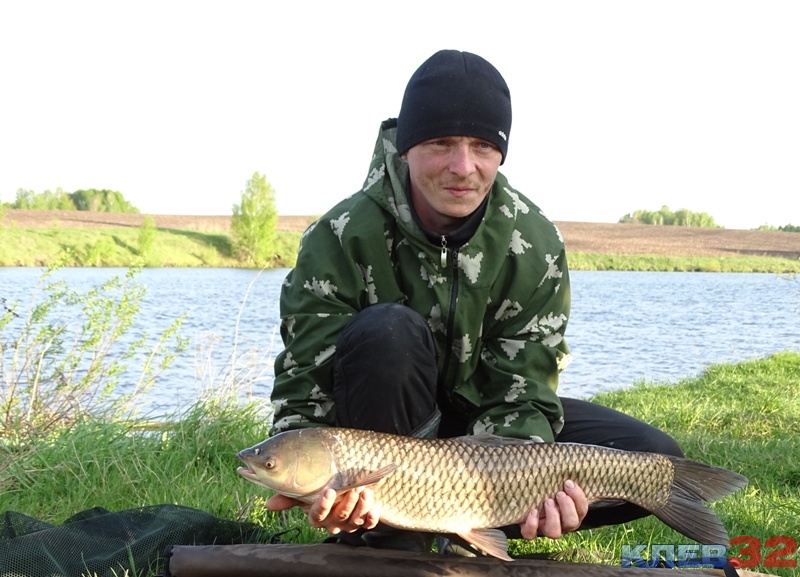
top-left (348, 488), bottom-right (373, 528)
top-left (306, 488), bottom-right (382, 534)
top-left (331, 489), bottom-right (361, 524)
top-left (363, 506), bottom-right (381, 530)
top-left (554, 490), bottom-right (580, 533)
top-left (265, 494), bottom-right (303, 511)
top-left (308, 488), bottom-right (337, 527)
top-left (564, 479), bottom-right (589, 522)
top-left (519, 507), bottom-right (539, 540)
top-left (541, 498), bottom-right (562, 539)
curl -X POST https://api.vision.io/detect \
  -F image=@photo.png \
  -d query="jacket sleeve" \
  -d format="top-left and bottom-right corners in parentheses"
top-left (469, 246), bottom-right (571, 442)
top-left (269, 217), bottom-right (365, 434)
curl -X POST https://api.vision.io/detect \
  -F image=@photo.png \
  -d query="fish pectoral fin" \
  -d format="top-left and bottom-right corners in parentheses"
top-left (330, 463), bottom-right (399, 494)
top-left (456, 529), bottom-right (512, 561)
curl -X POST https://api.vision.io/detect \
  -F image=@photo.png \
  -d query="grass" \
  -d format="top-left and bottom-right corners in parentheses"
top-left (0, 226), bottom-right (303, 269)
top-left (569, 252), bottom-right (800, 273)
top-left (2, 225), bottom-right (800, 273)
top-left (2, 403), bottom-right (270, 522)
top-left (2, 352), bottom-right (798, 575)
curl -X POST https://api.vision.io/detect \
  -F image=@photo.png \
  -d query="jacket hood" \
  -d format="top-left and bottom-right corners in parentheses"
top-left (360, 118), bottom-right (420, 240)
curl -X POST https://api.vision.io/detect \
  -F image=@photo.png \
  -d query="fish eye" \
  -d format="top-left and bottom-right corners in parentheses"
top-left (265, 460), bottom-right (276, 470)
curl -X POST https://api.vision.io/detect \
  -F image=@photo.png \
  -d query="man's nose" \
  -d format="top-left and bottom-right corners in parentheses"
top-left (448, 144), bottom-right (476, 176)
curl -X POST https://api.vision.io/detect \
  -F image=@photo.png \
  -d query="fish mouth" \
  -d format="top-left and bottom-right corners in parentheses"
top-left (236, 453), bottom-right (256, 478)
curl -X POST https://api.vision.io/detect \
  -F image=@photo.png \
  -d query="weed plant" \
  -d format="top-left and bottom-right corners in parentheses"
top-left (0, 267), bottom-right (187, 442)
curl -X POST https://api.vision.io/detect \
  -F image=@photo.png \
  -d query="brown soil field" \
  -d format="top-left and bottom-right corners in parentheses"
top-left (4, 209), bottom-right (799, 259)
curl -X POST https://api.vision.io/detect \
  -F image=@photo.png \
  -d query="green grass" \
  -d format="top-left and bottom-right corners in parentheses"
top-left (2, 353), bottom-right (798, 575)
top-left (569, 252), bottom-right (800, 273)
top-left (0, 226), bottom-right (303, 268)
top-left (2, 225), bottom-right (799, 272)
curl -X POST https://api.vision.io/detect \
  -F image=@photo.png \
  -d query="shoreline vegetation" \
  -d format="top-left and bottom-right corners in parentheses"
top-left (2, 214), bottom-right (799, 574)
top-left (1, 209), bottom-right (799, 272)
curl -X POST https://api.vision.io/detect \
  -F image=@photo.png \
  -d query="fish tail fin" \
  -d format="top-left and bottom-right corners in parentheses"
top-left (650, 457), bottom-right (748, 545)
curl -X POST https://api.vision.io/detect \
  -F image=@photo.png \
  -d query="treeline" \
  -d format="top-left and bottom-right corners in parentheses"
top-left (620, 205), bottom-right (798, 232)
top-left (757, 223), bottom-right (800, 233)
top-left (619, 205), bottom-right (718, 227)
top-left (6, 188), bottom-right (139, 213)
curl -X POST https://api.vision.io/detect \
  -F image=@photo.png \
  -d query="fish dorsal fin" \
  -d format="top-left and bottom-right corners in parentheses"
top-left (328, 463), bottom-right (399, 495)
top-left (456, 528), bottom-right (512, 561)
top-left (456, 433), bottom-right (544, 447)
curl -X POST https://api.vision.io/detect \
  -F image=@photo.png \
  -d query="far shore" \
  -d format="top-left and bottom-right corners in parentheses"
top-left (4, 209), bottom-right (800, 260)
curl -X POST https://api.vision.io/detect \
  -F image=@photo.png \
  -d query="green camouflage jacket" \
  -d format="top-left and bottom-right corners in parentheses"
top-left (270, 119), bottom-right (572, 441)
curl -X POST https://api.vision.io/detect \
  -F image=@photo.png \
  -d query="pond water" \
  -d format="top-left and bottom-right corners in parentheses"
top-left (1, 267), bottom-right (798, 417)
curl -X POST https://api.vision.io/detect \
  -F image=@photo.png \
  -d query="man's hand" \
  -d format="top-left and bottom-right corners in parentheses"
top-left (266, 487), bottom-right (381, 535)
top-left (519, 480), bottom-right (588, 540)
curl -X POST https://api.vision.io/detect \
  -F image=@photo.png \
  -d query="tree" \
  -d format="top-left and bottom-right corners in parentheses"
top-left (619, 205), bottom-right (719, 228)
top-left (12, 187), bottom-right (73, 210)
top-left (231, 172), bottom-right (278, 266)
top-left (71, 189), bottom-right (139, 213)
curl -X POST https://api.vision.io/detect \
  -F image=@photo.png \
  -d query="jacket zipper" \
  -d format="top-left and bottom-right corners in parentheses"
top-left (440, 235), bottom-right (459, 384)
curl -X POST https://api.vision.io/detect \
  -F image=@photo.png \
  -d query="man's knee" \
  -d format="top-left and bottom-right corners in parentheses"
top-left (337, 303), bottom-right (437, 362)
top-left (642, 429), bottom-right (684, 458)
top-left (333, 303), bottom-right (439, 434)
top-left (558, 397), bottom-right (684, 458)
top-left (340, 302), bottom-right (430, 344)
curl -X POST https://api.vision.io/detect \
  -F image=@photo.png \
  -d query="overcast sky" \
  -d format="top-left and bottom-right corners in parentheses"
top-left (1, 1), bottom-right (798, 230)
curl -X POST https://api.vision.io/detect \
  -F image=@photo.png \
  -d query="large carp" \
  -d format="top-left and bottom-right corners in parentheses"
top-left (236, 427), bottom-right (747, 561)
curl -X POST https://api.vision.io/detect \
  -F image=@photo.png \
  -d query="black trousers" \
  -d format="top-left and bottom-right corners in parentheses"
top-left (332, 303), bottom-right (684, 531)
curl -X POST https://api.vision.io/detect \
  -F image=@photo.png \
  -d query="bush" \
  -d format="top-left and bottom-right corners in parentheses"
top-left (82, 237), bottom-right (117, 266)
top-left (0, 267), bottom-right (187, 443)
top-left (137, 215), bottom-right (157, 258)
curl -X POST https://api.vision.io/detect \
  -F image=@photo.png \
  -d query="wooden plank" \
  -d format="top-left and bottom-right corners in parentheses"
top-left (165, 543), bottom-right (735, 577)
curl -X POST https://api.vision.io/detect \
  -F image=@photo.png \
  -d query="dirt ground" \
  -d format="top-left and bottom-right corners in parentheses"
top-left (4, 209), bottom-right (799, 259)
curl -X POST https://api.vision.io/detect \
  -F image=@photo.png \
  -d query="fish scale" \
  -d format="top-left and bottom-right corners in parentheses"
top-left (237, 426), bottom-right (747, 560)
top-left (325, 429), bottom-right (675, 532)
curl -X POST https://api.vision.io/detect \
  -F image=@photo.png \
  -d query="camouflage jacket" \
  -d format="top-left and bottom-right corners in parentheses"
top-left (270, 119), bottom-right (571, 441)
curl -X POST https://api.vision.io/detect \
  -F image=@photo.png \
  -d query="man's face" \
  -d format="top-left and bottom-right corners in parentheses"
top-left (404, 136), bottom-right (502, 235)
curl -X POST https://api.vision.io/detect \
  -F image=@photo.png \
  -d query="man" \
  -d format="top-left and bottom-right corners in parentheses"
top-left (267, 50), bottom-right (682, 551)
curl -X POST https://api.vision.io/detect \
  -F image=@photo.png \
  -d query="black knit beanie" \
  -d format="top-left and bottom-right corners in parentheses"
top-left (396, 50), bottom-right (512, 164)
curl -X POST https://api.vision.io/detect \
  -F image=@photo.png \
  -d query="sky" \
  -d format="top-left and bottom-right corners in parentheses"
top-left (1, 1), bottom-right (798, 230)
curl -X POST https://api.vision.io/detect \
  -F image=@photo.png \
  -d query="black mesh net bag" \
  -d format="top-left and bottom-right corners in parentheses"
top-left (0, 504), bottom-right (275, 577)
